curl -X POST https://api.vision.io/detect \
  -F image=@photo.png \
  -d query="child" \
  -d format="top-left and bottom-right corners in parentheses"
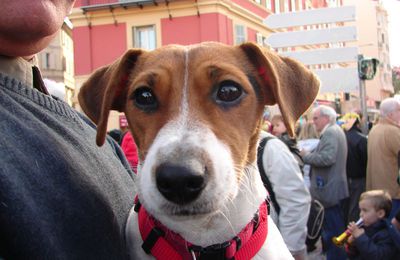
top-left (271, 114), bottom-right (298, 147)
top-left (271, 114), bottom-right (287, 137)
top-left (345, 190), bottom-right (399, 259)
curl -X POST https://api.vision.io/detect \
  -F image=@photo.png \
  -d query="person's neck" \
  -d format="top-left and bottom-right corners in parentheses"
top-left (320, 123), bottom-right (331, 135)
top-left (22, 55), bottom-right (35, 61)
top-left (380, 117), bottom-right (400, 128)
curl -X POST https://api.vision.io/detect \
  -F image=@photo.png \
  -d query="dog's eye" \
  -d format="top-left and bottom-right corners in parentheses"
top-left (216, 81), bottom-right (243, 103)
top-left (132, 87), bottom-right (158, 112)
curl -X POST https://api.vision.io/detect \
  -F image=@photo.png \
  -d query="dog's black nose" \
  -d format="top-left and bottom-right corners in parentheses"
top-left (156, 163), bottom-right (206, 205)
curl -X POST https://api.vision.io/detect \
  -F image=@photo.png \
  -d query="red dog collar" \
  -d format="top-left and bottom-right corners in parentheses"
top-left (134, 196), bottom-right (268, 260)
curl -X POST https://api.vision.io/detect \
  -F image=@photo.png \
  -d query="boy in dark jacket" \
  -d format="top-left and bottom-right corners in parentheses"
top-left (345, 190), bottom-right (399, 259)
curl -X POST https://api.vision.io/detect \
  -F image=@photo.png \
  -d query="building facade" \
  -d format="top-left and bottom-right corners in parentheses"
top-left (344, 0), bottom-right (394, 108)
top-left (70, 0), bottom-right (340, 129)
top-left (37, 19), bottom-right (76, 107)
top-left (70, 0), bottom-right (304, 128)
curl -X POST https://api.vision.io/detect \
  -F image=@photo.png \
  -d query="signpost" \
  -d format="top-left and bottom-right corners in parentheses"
top-left (266, 26), bottom-right (357, 49)
top-left (279, 46), bottom-right (359, 65)
top-left (263, 6), bottom-right (359, 94)
top-left (264, 6), bottom-right (380, 130)
top-left (264, 6), bottom-right (356, 29)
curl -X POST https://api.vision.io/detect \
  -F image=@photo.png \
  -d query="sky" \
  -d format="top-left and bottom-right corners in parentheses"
top-left (382, 0), bottom-right (400, 67)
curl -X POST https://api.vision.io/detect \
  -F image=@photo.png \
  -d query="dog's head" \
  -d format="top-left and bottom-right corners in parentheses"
top-left (79, 42), bottom-right (319, 219)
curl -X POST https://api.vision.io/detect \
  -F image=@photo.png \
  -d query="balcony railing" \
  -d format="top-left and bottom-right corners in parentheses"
top-left (79, 0), bottom-right (182, 11)
top-left (81, 0), bottom-right (153, 5)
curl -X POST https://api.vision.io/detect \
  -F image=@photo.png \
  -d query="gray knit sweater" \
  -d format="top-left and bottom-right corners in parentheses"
top-left (0, 61), bottom-right (136, 259)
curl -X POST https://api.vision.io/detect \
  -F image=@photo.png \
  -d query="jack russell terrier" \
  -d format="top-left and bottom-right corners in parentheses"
top-left (78, 42), bottom-right (319, 259)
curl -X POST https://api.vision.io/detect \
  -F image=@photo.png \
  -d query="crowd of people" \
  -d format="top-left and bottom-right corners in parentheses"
top-left (261, 98), bottom-right (400, 260)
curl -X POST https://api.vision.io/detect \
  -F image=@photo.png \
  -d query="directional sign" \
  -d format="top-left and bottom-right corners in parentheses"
top-left (263, 5), bottom-right (359, 94)
top-left (280, 47), bottom-right (359, 65)
top-left (312, 67), bottom-right (359, 93)
top-left (266, 26), bottom-right (357, 48)
top-left (264, 6), bottom-right (356, 29)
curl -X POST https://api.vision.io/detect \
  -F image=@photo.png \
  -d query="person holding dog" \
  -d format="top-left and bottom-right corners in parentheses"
top-left (0, 1), bottom-right (136, 258)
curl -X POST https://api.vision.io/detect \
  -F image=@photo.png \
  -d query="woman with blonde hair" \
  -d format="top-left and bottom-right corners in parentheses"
top-left (298, 121), bottom-right (319, 141)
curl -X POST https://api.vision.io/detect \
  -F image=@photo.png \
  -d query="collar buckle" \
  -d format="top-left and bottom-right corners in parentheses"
top-left (142, 227), bottom-right (165, 254)
top-left (190, 241), bottom-right (231, 260)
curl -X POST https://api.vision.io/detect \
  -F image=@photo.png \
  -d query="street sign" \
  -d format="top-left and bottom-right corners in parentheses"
top-left (313, 68), bottom-right (359, 93)
top-left (263, 5), bottom-right (358, 94)
top-left (266, 26), bottom-right (357, 48)
top-left (264, 6), bottom-right (356, 29)
top-left (280, 47), bottom-right (359, 65)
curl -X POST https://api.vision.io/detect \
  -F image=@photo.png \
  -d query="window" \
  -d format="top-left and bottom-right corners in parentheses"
top-left (45, 53), bottom-right (51, 69)
top-left (274, 0), bottom-right (281, 13)
top-left (133, 25), bottom-right (156, 50)
top-left (234, 24), bottom-right (246, 45)
top-left (291, 0), bottom-right (296, 11)
top-left (62, 56), bottom-right (66, 71)
top-left (265, 0), bottom-right (272, 10)
top-left (284, 1), bottom-right (289, 12)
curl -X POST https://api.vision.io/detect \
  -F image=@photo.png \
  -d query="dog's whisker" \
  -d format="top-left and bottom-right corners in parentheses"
top-left (214, 209), bottom-right (235, 236)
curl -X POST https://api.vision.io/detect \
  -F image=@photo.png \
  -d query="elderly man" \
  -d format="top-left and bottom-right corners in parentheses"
top-left (367, 97), bottom-right (400, 219)
top-left (301, 105), bottom-right (348, 260)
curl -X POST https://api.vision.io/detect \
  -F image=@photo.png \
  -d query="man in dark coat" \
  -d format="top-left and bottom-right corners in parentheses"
top-left (341, 112), bottom-right (368, 223)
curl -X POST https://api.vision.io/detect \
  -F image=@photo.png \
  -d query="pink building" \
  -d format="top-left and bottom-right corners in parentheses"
top-left (69, 0), bottom-right (337, 128)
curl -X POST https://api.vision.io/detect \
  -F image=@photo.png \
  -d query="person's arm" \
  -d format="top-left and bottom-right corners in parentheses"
top-left (263, 138), bottom-right (311, 258)
top-left (302, 128), bottom-right (338, 167)
top-left (353, 230), bottom-right (397, 260)
top-left (385, 126), bottom-right (400, 160)
top-left (358, 134), bottom-right (368, 170)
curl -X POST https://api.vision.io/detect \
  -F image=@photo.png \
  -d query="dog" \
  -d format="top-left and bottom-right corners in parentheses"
top-left (78, 42), bottom-right (319, 259)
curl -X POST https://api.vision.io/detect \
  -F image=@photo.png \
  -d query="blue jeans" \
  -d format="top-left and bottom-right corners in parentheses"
top-left (321, 204), bottom-right (347, 260)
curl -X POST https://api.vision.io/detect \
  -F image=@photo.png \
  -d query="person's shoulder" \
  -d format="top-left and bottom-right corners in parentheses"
top-left (264, 134), bottom-right (287, 149)
top-left (327, 124), bottom-right (346, 138)
top-left (372, 219), bottom-right (393, 237)
top-left (348, 128), bottom-right (367, 140)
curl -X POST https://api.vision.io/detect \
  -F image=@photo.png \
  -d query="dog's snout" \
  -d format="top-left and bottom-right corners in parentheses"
top-left (156, 163), bottom-right (206, 205)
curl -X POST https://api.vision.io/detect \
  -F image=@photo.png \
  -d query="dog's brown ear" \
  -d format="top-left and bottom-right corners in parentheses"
top-left (78, 49), bottom-right (143, 146)
top-left (240, 42), bottom-right (320, 136)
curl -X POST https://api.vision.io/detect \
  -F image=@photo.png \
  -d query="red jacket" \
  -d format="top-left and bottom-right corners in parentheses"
top-left (121, 131), bottom-right (138, 173)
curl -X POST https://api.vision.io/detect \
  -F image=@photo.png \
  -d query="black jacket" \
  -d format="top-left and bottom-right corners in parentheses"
top-left (345, 126), bottom-right (368, 179)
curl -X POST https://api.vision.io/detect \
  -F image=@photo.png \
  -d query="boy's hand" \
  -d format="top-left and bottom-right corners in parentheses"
top-left (347, 222), bottom-right (365, 238)
top-left (347, 235), bottom-right (355, 244)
